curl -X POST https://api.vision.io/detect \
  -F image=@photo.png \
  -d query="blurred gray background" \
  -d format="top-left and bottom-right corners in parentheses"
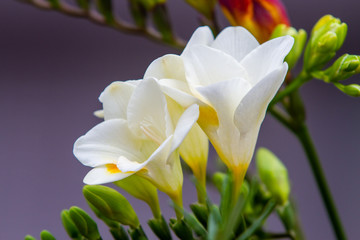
top-left (1, 0), bottom-right (359, 239)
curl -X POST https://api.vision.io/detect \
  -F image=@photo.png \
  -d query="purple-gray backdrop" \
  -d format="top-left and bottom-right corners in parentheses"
top-left (1, 1), bottom-right (360, 239)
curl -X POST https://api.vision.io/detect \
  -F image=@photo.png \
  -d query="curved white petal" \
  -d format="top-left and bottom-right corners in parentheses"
top-left (144, 54), bottom-right (186, 81)
top-left (183, 45), bottom-right (248, 86)
top-left (99, 81), bottom-right (136, 120)
top-left (171, 104), bottom-right (199, 152)
top-left (83, 166), bottom-right (133, 185)
top-left (234, 63), bottom-right (288, 134)
top-left (211, 27), bottom-right (259, 62)
top-left (127, 78), bottom-right (173, 142)
top-left (94, 110), bottom-right (104, 119)
top-left (182, 26), bottom-right (214, 57)
top-left (240, 36), bottom-right (294, 86)
top-left (74, 119), bottom-right (142, 168)
top-left (196, 78), bottom-right (251, 123)
top-left (116, 135), bottom-right (173, 173)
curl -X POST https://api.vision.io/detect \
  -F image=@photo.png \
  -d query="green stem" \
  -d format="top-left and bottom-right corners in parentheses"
top-left (270, 70), bottom-right (311, 107)
top-left (294, 124), bottom-right (347, 240)
top-left (236, 199), bottom-right (277, 240)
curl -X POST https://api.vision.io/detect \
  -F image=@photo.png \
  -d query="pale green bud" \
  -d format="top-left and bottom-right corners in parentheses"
top-left (212, 172), bottom-right (226, 192)
top-left (312, 54), bottom-right (360, 82)
top-left (335, 83), bottom-right (360, 97)
top-left (185, 0), bottom-right (217, 19)
top-left (256, 148), bottom-right (290, 205)
top-left (40, 230), bottom-right (56, 240)
top-left (271, 24), bottom-right (307, 70)
top-left (24, 235), bottom-right (37, 240)
top-left (68, 207), bottom-right (101, 240)
top-left (61, 210), bottom-right (82, 240)
top-left (83, 185), bottom-right (139, 228)
top-left (304, 15), bottom-right (348, 71)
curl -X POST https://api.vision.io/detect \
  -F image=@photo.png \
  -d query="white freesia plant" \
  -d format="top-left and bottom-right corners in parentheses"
top-left (74, 78), bottom-right (199, 206)
top-left (145, 26), bottom-right (294, 194)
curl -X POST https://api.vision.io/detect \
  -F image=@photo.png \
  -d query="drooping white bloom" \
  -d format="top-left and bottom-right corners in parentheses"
top-left (145, 26), bottom-right (294, 180)
top-left (74, 78), bottom-right (199, 203)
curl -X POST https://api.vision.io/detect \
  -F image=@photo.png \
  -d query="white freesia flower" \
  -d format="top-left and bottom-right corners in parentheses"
top-left (74, 78), bottom-right (199, 204)
top-left (145, 26), bottom-right (294, 188)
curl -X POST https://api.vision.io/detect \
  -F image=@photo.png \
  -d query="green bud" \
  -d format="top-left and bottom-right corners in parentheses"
top-left (24, 235), bottom-right (37, 240)
top-left (148, 215), bottom-right (172, 240)
top-left (334, 83), bottom-right (360, 97)
top-left (271, 24), bottom-right (307, 70)
top-left (128, 226), bottom-right (148, 240)
top-left (136, 0), bottom-right (166, 10)
top-left (304, 15), bottom-right (348, 71)
top-left (256, 148), bottom-right (290, 205)
top-left (313, 54), bottom-right (360, 82)
top-left (76, 0), bottom-right (90, 10)
top-left (40, 230), bottom-right (56, 240)
top-left (61, 210), bottom-right (82, 240)
top-left (68, 206), bottom-right (101, 240)
top-left (212, 172), bottom-right (226, 192)
top-left (114, 175), bottom-right (161, 219)
top-left (152, 4), bottom-right (174, 43)
top-left (129, 0), bottom-right (148, 28)
top-left (95, 0), bottom-right (114, 24)
top-left (46, 0), bottom-right (61, 9)
top-left (83, 185), bottom-right (139, 228)
top-left (170, 218), bottom-right (194, 240)
top-left (190, 203), bottom-right (208, 227)
top-left (184, 0), bottom-right (217, 19)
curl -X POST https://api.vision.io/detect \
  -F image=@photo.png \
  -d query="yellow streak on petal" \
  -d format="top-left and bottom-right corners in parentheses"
top-left (198, 105), bottom-right (219, 128)
top-left (106, 164), bottom-right (122, 174)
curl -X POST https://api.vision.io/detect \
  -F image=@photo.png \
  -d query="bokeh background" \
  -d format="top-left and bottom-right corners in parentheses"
top-left (1, 0), bottom-right (360, 239)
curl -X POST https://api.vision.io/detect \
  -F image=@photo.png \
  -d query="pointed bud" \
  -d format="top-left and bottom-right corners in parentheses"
top-left (219, 0), bottom-right (290, 42)
top-left (61, 210), bottom-right (82, 240)
top-left (76, 0), bottom-right (90, 10)
top-left (68, 207), bottom-right (101, 240)
top-left (148, 215), bottom-right (172, 240)
top-left (212, 172), bottom-right (226, 192)
top-left (152, 4), bottom-right (174, 43)
top-left (95, 0), bottom-right (114, 24)
top-left (256, 148), bottom-right (290, 205)
top-left (271, 24), bottom-right (307, 69)
top-left (312, 54), bottom-right (360, 82)
top-left (304, 15), bottom-right (348, 71)
top-left (83, 185), bottom-right (140, 228)
top-left (24, 235), bottom-right (37, 240)
top-left (184, 0), bottom-right (217, 19)
top-left (129, 0), bottom-right (148, 28)
top-left (40, 230), bottom-right (56, 240)
top-left (114, 175), bottom-right (161, 219)
top-left (334, 83), bottom-right (360, 97)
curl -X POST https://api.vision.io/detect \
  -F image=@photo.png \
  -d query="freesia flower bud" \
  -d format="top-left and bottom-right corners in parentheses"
top-left (68, 206), bottom-right (101, 240)
top-left (61, 210), bottom-right (82, 239)
top-left (304, 15), bottom-right (348, 71)
top-left (312, 54), bottom-right (360, 83)
top-left (24, 235), bottom-right (36, 240)
top-left (219, 0), bottom-right (290, 42)
top-left (114, 175), bottom-right (161, 219)
top-left (184, 0), bottom-right (217, 19)
top-left (334, 83), bottom-right (360, 97)
top-left (256, 148), bottom-right (290, 205)
top-left (83, 185), bottom-right (140, 228)
top-left (40, 230), bottom-right (56, 240)
top-left (271, 24), bottom-right (307, 69)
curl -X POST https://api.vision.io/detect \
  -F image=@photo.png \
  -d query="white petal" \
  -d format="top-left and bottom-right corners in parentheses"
top-left (234, 63), bottom-right (288, 134)
top-left (183, 45), bottom-right (248, 86)
top-left (211, 27), bottom-right (259, 62)
top-left (240, 36), bottom-right (294, 86)
top-left (171, 104), bottom-right (199, 152)
top-left (83, 166), bottom-right (133, 185)
top-left (99, 81), bottom-right (136, 120)
top-left (144, 54), bottom-right (186, 81)
top-left (74, 119), bottom-right (143, 168)
top-left (93, 110), bottom-right (104, 119)
top-left (116, 135), bottom-right (173, 172)
top-left (182, 26), bottom-right (214, 57)
top-left (196, 78), bottom-right (251, 124)
top-left (127, 78), bottom-right (173, 142)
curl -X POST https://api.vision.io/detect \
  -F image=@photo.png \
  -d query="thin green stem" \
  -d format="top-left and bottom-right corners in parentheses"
top-left (236, 199), bottom-right (277, 240)
top-left (268, 106), bottom-right (295, 133)
top-left (270, 70), bottom-right (312, 107)
top-left (294, 124), bottom-right (347, 240)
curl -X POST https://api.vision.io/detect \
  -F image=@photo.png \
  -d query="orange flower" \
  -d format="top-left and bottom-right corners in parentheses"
top-left (219, 0), bottom-right (290, 42)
